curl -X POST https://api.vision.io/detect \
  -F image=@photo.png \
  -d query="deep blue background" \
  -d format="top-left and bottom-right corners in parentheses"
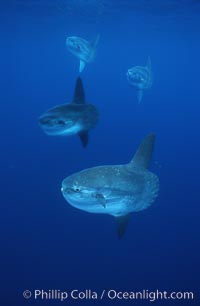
top-left (1, 1), bottom-right (200, 305)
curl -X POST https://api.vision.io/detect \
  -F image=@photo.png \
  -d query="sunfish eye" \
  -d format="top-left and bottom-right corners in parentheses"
top-left (57, 119), bottom-right (65, 125)
top-left (74, 187), bottom-right (80, 193)
top-left (75, 44), bottom-right (81, 51)
top-left (39, 116), bottom-right (55, 126)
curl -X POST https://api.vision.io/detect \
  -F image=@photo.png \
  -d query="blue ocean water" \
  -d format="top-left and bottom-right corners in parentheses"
top-left (1, 1), bottom-right (200, 305)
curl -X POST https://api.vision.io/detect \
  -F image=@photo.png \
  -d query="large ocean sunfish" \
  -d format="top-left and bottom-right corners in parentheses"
top-left (61, 134), bottom-right (159, 238)
top-left (66, 35), bottom-right (100, 72)
top-left (38, 78), bottom-right (98, 147)
top-left (127, 56), bottom-right (153, 103)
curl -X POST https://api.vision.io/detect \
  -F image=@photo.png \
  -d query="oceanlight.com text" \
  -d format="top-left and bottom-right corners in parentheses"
top-left (23, 289), bottom-right (195, 302)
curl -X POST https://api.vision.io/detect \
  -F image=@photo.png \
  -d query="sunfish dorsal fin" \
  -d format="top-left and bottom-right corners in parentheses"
top-left (130, 134), bottom-right (155, 169)
top-left (146, 56), bottom-right (151, 71)
top-left (79, 60), bottom-right (86, 73)
top-left (72, 77), bottom-right (85, 104)
top-left (91, 34), bottom-right (100, 49)
top-left (115, 214), bottom-right (131, 239)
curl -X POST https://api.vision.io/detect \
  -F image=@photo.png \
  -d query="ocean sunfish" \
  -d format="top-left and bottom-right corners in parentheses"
top-left (66, 35), bottom-right (100, 72)
top-left (61, 134), bottom-right (159, 238)
top-left (127, 56), bottom-right (153, 103)
top-left (38, 77), bottom-right (98, 147)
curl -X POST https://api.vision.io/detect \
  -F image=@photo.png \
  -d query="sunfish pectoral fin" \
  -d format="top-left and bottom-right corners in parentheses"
top-left (72, 77), bottom-right (85, 104)
top-left (130, 133), bottom-right (155, 169)
top-left (79, 131), bottom-right (89, 147)
top-left (95, 193), bottom-right (106, 208)
top-left (115, 214), bottom-right (131, 239)
top-left (137, 90), bottom-right (143, 103)
top-left (79, 60), bottom-right (86, 73)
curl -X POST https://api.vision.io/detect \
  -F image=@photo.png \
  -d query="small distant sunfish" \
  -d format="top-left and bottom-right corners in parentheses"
top-left (127, 56), bottom-right (153, 103)
top-left (61, 134), bottom-right (159, 238)
top-left (66, 35), bottom-right (100, 72)
top-left (38, 77), bottom-right (99, 147)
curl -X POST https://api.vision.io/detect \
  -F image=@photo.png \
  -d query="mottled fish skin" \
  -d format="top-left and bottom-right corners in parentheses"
top-left (38, 77), bottom-right (99, 147)
top-left (61, 134), bottom-right (159, 237)
top-left (62, 164), bottom-right (159, 216)
top-left (66, 37), bottom-right (94, 62)
top-left (127, 65), bottom-right (152, 90)
top-left (127, 57), bottom-right (153, 103)
top-left (66, 35), bottom-right (99, 72)
top-left (38, 103), bottom-right (98, 136)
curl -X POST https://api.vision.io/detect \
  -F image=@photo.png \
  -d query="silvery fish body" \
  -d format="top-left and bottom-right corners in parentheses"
top-left (66, 35), bottom-right (99, 72)
top-left (61, 134), bottom-right (159, 238)
top-left (38, 78), bottom-right (98, 147)
top-left (127, 57), bottom-right (153, 103)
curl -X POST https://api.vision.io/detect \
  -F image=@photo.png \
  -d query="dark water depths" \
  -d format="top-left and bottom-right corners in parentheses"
top-left (1, 1), bottom-right (200, 305)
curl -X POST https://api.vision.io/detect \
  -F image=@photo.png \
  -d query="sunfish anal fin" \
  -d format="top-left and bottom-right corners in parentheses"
top-left (115, 214), bottom-right (131, 239)
top-left (79, 60), bottom-right (86, 73)
top-left (79, 131), bottom-right (89, 148)
top-left (130, 133), bottom-right (155, 169)
top-left (72, 77), bottom-right (85, 104)
top-left (137, 89), bottom-right (143, 103)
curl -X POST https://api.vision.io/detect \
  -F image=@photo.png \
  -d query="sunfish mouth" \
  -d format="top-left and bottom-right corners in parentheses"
top-left (66, 37), bottom-right (72, 46)
top-left (38, 115), bottom-right (78, 134)
top-left (38, 116), bottom-right (67, 126)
